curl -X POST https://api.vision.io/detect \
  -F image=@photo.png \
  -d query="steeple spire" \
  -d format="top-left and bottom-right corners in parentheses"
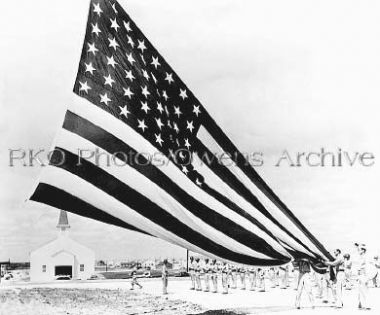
top-left (57, 210), bottom-right (70, 231)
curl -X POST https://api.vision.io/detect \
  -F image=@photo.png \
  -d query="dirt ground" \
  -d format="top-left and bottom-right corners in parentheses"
top-left (0, 287), bottom-right (206, 315)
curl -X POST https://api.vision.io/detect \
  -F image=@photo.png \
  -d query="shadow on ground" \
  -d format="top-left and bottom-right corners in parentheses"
top-left (189, 311), bottom-right (247, 315)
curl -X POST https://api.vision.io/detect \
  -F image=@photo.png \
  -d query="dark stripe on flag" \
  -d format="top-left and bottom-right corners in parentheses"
top-left (202, 113), bottom-right (333, 260)
top-left (30, 183), bottom-right (149, 235)
top-left (61, 110), bottom-right (290, 260)
top-left (200, 181), bottom-right (297, 253)
top-left (195, 139), bottom-right (316, 258)
top-left (48, 147), bottom-right (289, 266)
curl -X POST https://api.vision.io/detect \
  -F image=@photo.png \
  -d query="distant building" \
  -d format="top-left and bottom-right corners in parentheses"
top-left (0, 260), bottom-right (11, 279)
top-left (120, 261), bottom-right (142, 269)
top-left (30, 210), bottom-right (95, 282)
top-left (142, 260), bottom-right (156, 270)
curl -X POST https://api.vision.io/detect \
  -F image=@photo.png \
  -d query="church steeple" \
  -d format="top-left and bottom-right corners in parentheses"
top-left (57, 210), bottom-right (70, 232)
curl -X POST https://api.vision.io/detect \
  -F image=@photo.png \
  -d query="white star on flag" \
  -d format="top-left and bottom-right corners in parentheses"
top-left (165, 72), bottom-right (174, 84)
top-left (106, 55), bottom-right (118, 68)
top-left (137, 119), bottom-right (147, 131)
top-left (93, 3), bottom-right (103, 16)
top-left (79, 81), bottom-right (91, 93)
top-left (126, 52), bottom-right (135, 64)
top-left (99, 92), bottom-right (111, 105)
top-left (179, 89), bottom-right (188, 100)
top-left (108, 37), bottom-right (119, 50)
top-left (84, 62), bottom-right (96, 74)
top-left (140, 101), bottom-right (150, 113)
top-left (151, 56), bottom-right (161, 69)
top-left (87, 42), bottom-right (98, 55)
top-left (104, 74), bottom-right (115, 87)
top-left (141, 86), bottom-right (150, 98)
top-left (91, 23), bottom-right (101, 36)
top-left (123, 21), bottom-right (132, 32)
top-left (119, 105), bottom-right (130, 118)
top-left (137, 39), bottom-right (147, 53)
top-left (123, 87), bottom-right (134, 99)
top-left (125, 70), bottom-right (135, 81)
top-left (110, 18), bottom-right (120, 32)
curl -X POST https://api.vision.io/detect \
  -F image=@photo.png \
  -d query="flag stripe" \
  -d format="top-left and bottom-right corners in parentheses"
top-left (39, 150), bottom-right (288, 266)
top-left (30, 183), bottom-right (149, 235)
top-left (65, 98), bottom-right (291, 253)
top-left (191, 151), bottom-right (313, 257)
top-left (52, 128), bottom-right (274, 260)
top-left (67, 97), bottom-right (296, 256)
top-left (32, 167), bottom-right (237, 262)
top-left (60, 109), bottom-right (290, 261)
top-left (194, 138), bottom-right (317, 258)
top-left (200, 113), bottom-right (332, 260)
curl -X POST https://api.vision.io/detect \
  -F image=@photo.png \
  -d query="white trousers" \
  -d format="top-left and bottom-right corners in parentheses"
top-left (190, 271), bottom-right (196, 289)
top-left (295, 272), bottom-right (314, 308)
top-left (358, 275), bottom-right (369, 308)
top-left (334, 271), bottom-right (345, 307)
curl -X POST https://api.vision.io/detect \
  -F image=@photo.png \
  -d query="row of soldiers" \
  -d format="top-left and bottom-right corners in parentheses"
top-left (295, 244), bottom-right (380, 310)
top-left (188, 256), bottom-right (293, 294)
top-left (188, 244), bottom-right (380, 310)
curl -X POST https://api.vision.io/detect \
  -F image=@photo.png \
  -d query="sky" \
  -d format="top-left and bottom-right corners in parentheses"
top-left (0, 0), bottom-right (379, 262)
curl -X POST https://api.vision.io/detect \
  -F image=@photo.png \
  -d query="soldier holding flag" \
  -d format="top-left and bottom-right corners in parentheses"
top-left (295, 258), bottom-right (315, 309)
top-left (325, 249), bottom-right (345, 308)
top-left (357, 245), bottom-right (371, 310)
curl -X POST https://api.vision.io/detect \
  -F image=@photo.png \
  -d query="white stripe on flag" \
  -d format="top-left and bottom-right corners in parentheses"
top-left (52, 128), bottom-right (274, 260)
top-left (68, 96), bottom-right (287, 256)
top-left (197, 126), bottom-right (326, 259)
top-left (37, 165), bottom-right (230, 262)
top-left (191, 152), bottom-right (303, 258)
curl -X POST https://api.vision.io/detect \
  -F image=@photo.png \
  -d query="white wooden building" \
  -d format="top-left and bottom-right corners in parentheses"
top-left (30, 210), bottom-right (95, 282)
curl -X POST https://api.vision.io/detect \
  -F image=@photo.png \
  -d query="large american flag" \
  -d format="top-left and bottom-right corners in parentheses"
top-left (30, 0), bottom-right (332, 265)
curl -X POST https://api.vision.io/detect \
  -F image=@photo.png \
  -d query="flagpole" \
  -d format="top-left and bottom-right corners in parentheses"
top-left (186, 249), bottom-right (189, 273)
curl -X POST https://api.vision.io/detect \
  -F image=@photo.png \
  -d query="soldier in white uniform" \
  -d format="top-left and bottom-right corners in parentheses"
top-left (291, 263), bottom-right (299, 291)
top-left (239, 266), bottom-right (246, 290)
top-left (257, 268), bottom-right (266, 292)
top-left (357, 245), bottom-right (371, 310)
top-left (210, 259), bottom-right (218, 293)
top-left (194, 257), bottom-right (202, 291)
top-left (203, 258), bottom-right (211, 292)
top-left (295, 258), bottom-right (315, 309)
top-left (279, 264), bottom-right (290, 289)
top-left (230, 264), bottom-right (237, 289)
top-left (162, 259), bottom-right (169, 295)
top-left (343, 254), bottom-right (353, 290)
top-left (321, 267), bottom-right (336, 304)
top-left (221, 262), bottom-right (230, 294)
top-left (325, 249), bottom-right (345, 308)
top-left (249, 267), bottom-right (257, 291)
top-left (189, 256), bottom-right (196, 290)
